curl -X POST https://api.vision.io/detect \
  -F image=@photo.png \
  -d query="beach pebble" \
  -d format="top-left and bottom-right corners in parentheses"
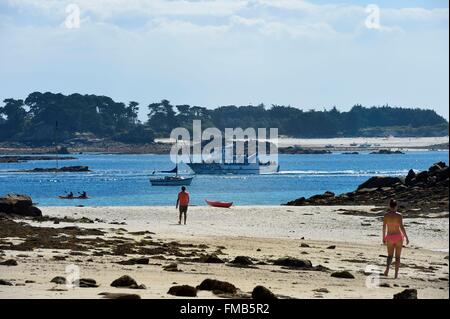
top-left (326, 245), bottom-right (336, 250)
top-left (0, 259), bottom-right (18, 266)
top-left (393, 289), bottom-right (418, 299)
top-left (331, 271), bottom-right (355, 279)
top-left (252, 286), bottom-right (277, 300)
top-left (167, 285), bottom-right (197, 297)
top-left (300, 243), bottom-right (310, 248)
top-left (379, 283), bottom-right (390, 288)
top-left (99, 292), bottom-right (141, 299)
top-left (50, 276), bottom-right (67, 285)
top-left (197, 279), bottom-right (237, 294)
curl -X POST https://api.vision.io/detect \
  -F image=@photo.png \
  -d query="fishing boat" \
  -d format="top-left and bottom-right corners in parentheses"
top-left (187, 144), bottom-right (279, 175)
top-left (205, 199), bottom-right (233, 208)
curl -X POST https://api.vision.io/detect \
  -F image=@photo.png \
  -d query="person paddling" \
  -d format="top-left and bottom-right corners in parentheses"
top-left (176, 186), bottom-right (190, 225)
top-left (382, 199), bottom-right (409, 278)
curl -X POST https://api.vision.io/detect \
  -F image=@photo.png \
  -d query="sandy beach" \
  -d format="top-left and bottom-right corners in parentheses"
top-left (0, 205), bottom-right (448, 299)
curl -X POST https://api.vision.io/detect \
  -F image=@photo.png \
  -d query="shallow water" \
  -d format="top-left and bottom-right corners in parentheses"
top-left (0, 151), bottom-right (448, 206)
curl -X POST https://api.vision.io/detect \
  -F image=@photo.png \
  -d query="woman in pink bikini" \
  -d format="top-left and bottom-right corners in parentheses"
top-left (382, 199), bottom-right (409, 278)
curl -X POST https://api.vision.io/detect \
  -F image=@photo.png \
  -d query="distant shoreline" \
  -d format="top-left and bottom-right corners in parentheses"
top-left (0, 136), bottom-right (448, 155)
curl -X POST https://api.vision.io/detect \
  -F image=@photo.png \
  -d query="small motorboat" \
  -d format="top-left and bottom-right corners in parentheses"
top-left (205, 199), bottom-right (233, 208)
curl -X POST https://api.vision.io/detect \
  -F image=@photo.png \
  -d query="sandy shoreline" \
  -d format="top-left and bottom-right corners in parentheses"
top-left (1, 206), bottom-right (448, 299)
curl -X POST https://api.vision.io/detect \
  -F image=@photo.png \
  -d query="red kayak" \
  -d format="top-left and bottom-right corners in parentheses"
top-left (205, 199), bottom-right (233, 208)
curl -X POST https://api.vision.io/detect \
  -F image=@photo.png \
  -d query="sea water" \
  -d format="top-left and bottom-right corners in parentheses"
top-left (0, 151), bottom-right (448, 206)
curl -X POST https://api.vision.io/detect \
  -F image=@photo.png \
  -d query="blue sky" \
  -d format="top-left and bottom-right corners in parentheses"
top-left (0, 0), bottom-right (448, 121)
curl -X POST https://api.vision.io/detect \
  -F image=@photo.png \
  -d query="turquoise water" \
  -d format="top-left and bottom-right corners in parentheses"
top-left (0, 151), bottom-right (448, 206)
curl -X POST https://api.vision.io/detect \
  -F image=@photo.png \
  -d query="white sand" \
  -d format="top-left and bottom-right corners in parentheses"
top-left (0, 205), bottom-right (448, 299)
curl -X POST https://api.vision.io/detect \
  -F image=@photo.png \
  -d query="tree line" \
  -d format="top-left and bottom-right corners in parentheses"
top-left (0, 92), bottom-right (447, 145)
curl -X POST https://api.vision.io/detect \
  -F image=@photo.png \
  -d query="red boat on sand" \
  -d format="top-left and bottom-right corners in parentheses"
top-left (205, 199), bottom-right (233, 208)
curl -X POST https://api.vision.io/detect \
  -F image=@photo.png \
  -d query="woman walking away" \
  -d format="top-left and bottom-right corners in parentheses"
top-left (383, 199), bottom-right (409, 278)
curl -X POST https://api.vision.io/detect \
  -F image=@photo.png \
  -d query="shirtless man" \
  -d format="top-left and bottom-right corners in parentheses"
top-left (382, 199), bottom-right (409, 278)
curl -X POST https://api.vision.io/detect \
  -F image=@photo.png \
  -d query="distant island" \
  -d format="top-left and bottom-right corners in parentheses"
top-left (0, 92), bottom-right (448, 149)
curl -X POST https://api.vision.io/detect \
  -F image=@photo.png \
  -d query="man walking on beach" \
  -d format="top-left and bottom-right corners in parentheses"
top-left (176, 186), bottom-right (190, 225)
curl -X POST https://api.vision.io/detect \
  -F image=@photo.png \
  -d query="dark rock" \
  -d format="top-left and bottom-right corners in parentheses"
top-left (273, 257), bottom-right (313, 269)
top-left (331, 271), bottom-right (355, 279)
top-left (99, 292), bottom-right (141, 299)
top-left (300, 243), bottom-right (310, 248)
top-left (0, 279), bottom-right (13, 286)
top-left (231, 256), bottom-right (253, 265)
top-left (163, 263), bottom-right (181, 272)
top-left (168, 285), bottom-right (197, 297)
top-left (326, 245), bottom-right (336, 249)
top-left (18, 166), bottom-right (90, 173)
top-left (0, 194), bottom-right (42, 217)
top-left (414, 171), bottom-right (429, 184)
top-left (197, 254), bottom-right (224, 263)
top-left (117, 257), bottom-right (149, 265)
top-left (0, 259), bottom-right (18, 266)
top-left (76, 278), bottom-right (99, 288)
top-left (111, 275), bottom-right (137, 288)
top-left (197, 279), bottom-right (237, 294)
top-left (405, 169), bottom-right (416, 185)
top-left (393, 289), bottom-right (418, 299)
top-left (357, 176), bottom-right (403, 190)
top-left (370, 150), bottom-right (404, 155)
top-left (252, 285), bottom-right (277, 300)
top-left (50, 276), bottom-right (67, 284)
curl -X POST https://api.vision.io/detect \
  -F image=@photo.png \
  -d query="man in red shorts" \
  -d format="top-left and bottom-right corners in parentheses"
top-left (176, 186), bottom-right (190, 225)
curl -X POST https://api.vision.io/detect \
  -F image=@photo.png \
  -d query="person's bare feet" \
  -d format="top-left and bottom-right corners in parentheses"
top-left (384, 270), bottom-right (389, 277)
top-left (178, 220), bottom-right (181, 225)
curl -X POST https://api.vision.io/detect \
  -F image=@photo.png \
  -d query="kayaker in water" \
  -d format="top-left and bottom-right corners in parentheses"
top-left (176, 186), bottom-right (190, 225)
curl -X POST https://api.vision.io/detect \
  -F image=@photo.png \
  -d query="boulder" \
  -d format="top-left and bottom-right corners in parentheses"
top-left (110, 275), bottom-right (137, 288)
top-left (414, 171), bottom-right (429, 184)
top-left (252, 286), bottom-right (277, 300)
top-left (167, 285), bottom-right (197, 297)
top-left (77, 278), bottom-right (99, 288)
top-left (0, 259), bottom-right (18, 266)
top-left (230, 256), bottom-right (253, 265)
top-left (0, 194), bottom-right (42, 217)
top-left (273, 257), bottom-right (313, 269)
top-left (0, 279), bottom-right (13, 286)
top-left (117, 257), bottom-right (149, 265)
top-left (331, 271), bottom-right (355, 279)
top-left (197, 279), bottom-right (237, 294)
top-left (197, 254), bottom-right (224, 264)
top-left (357, 177), bottom-right (403, 190)
top-left (50, 276), bottom-right (67, 284)
top-left (393, 288), bottom-right (418, 299)
top-left (405, 169), bottom-right (416, 185)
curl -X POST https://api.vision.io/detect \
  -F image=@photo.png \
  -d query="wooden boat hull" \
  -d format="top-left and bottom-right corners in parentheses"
top-left (205, 200), bottom-right (233, 208)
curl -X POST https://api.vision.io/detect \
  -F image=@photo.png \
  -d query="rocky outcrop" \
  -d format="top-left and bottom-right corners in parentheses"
top-left (285, 162), bottom-right (449, 217)
top-left (15, 166), bottom-right (90, 173)
top-left (0, 155), bottom-right (76, 163)
top-left (280, 147), bottom-right (332, 155)
top-left (370, 150), bottom-right (404, 154)
top-left (0, 194), bottom-right (42, 217)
